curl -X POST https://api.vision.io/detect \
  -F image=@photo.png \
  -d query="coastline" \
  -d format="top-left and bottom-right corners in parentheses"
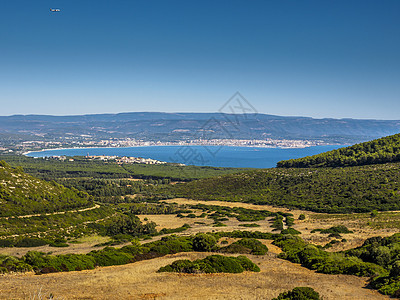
top-left (22, 144), bottom-right (346, 168)
top-left (24, 144), bottom-right (312, 157)
top-left (23, 142), bottom-right (338, 157)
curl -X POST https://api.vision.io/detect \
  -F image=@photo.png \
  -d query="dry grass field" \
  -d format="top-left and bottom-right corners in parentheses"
top-left (162, 198), bottom-right (400, 252)
top-left (1, 197), bottom-right (399, 299)
top-left (3, 197), bottom-right (398, 258)
top-left (0, 252), bottom-right (387, 300)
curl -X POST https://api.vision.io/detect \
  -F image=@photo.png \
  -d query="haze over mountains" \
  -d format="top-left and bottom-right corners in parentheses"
top-left (1, 112), bottom-right (400, 144)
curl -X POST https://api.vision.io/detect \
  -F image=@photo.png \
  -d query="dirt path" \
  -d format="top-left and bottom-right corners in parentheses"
top-left (0, 204), bottom-right (101, 220)
top-left (0, 252), bottom-right (387, 300)
top-left (163, 198), bottom-right (309, 217)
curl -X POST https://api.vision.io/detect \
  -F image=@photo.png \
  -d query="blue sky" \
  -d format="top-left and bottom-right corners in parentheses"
top-left (0, 0), bottom-right (399, 119)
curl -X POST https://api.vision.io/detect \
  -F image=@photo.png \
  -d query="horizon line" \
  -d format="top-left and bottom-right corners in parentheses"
top-left (1, 111), bottom-right (399, 121)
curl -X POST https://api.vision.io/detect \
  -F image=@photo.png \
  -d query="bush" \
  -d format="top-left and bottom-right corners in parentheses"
top-left (219, 243), bottom-right (252, 254)
top-left (147, 236), bottom-right (193, 254)
top-left (215, 230), bottom-right (276, 240)
top-left (159, 224), bottom-right (190, 235)
top-left (158, 255), bottom-right (260, 274)
top-left (192, 234), bottom-right (217, 252)
top-left (285, 216), bottom-right (295, 227)
top-left (234, 238), bottom-right (268, 255)
top-left (272, 215), bottom-right (284, 231)
top-left (239, 223), bottom-right (260, 228)
top-left (14, 238), bottom-right (48, 247)
top-left (314, 225), bottom-right (353, 234)
top-left (88, 247), bottom-right (134, 267)
top-left (24, 251), bottom-right (96, 274)
top-left (272, 287), bottom-right (321, 300)
top-left (281, 228), bottom-right (301, 235)
top-left (0, 239), bottom-right (14, 247)
top-left (298, 214), bottom-right (306, 220)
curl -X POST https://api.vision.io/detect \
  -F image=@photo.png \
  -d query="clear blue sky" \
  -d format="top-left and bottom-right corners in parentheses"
top-left (1, 0), bottom-right (399, 119)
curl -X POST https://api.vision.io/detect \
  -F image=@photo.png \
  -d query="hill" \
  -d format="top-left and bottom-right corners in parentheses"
top-left (277, 133), bottom-right (400, 168)
top-left (0, 161), bottom-right (91, 217)
top-left (172, 163), bottom-right (400, 213)
top-left (1, 112), bottom-right (400, 145)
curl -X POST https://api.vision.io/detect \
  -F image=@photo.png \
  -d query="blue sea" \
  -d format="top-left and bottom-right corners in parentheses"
top-left (26, 145), bottom-right (345, 169)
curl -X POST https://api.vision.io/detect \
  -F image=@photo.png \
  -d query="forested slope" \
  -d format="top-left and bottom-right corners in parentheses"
top-left (0, 161), bottom-right (90, 217)
top-left (277, 133), bottom-right (400, 168)
top-left (173, 163), bottom-right (400, 213)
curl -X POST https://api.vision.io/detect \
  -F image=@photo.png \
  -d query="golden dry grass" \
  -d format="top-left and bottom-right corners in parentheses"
top-left (0, 252), bottom-right (387, 300)
top-left (0, 198), bottom-right (396, 299)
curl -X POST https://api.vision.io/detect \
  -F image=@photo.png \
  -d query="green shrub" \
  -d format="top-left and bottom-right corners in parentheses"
top-left (272, 215), bottom-right (284, 231)
top-left (219, 243), bottom-right (252, 254)
top-left (192, 234), bottom-right (217, 252)
top-left (215, 230), bottom-right (276, 240)
top-left (272, 287), bottom-right (321, 300)
top-left (274, 235), bottom-right (386, 277)
top-left (158, 255), bottom-right (259, 274)
top-left (159, 224), bottom-right (190, 235)
top-left (49, 237), bottom-right (69, 248)
top-left (43, 254), bottom-right (96, 272)
top-left (370, 210), bottom-right (379, 218)
top-left (0, 239), bottom-right (14, 247)
top-left (239, 223), bottom-right (260, 228)
top-left (234, 255), bottom-right (260, 272)
top-left (234, 238), bottom-right (268, 255)
top-left (23, 251), bottom-right (95, 274)
top-left (298, 214), bottom-right (306, 220)
top-left (213, 222), bottom-right (227, 227)
top-left (14, 238), bottom-right (48, 247)
top-left (147, 236), bottom-right (193, 254)
top-left (281, 228), bottom-right (301, 235)
top-left (312, 225), bottom-right (353, 235)
top-left (88, 247), bottom-right (134, 266)
top-left (285, 216), bottom-right (295, 227)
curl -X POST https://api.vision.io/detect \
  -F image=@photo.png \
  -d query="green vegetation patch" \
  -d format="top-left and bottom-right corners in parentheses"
top-left (311, 225), bottom-right (353, 234)
top-left (173, 163), bottom-right (400, 213)
top-left (219, 238), bottom-right (268, 255)
top-left (277, 133), bottom-right (400, 168)
top-left (0, 160), bottom-right (91, 217)
top-left (0, 155), bottom-right (246, 181)
top-left (239, 223), bottom-right (260, 228)
top-left (158, 255), bottom-right (260, 274)
top-left (272, 287), bottom-right (321, 300)
top-left (189, 203), bottom-right (277, 222)
top-left (0, 206), bottom-right (113, 237)
top-left (274, 235), bottom-right (386, 278)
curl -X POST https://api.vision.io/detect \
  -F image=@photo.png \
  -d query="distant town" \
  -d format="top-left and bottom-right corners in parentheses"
top-left (49, 154), bottom-right (168, 165)
top-left (0, 137), bottom-right (329, 155)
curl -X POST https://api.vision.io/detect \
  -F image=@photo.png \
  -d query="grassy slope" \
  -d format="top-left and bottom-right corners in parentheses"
top-left (277, 133), bottom-right (400, 168)
top-left (0, 161), bottom-right (91, 217)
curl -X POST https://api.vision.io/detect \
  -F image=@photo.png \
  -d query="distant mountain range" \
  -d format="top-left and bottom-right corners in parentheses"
top-left (1, 112), bottom-right (400, 144)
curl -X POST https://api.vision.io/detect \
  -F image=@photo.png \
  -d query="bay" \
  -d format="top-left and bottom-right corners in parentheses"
top-left (26, 145), bottom-right (345, 168)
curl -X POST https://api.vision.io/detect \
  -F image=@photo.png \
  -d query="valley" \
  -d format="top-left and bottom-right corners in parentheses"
top-left (2, 134), bottom-right (400, 298)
